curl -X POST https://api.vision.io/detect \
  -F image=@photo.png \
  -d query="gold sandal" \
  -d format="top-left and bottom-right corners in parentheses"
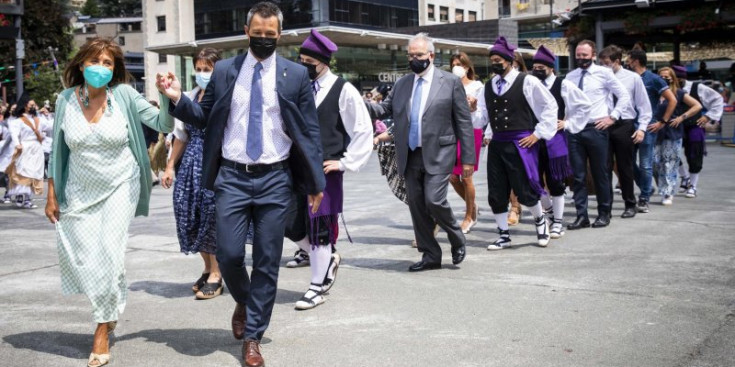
top-left (106, 321), bottom-right (117, 334)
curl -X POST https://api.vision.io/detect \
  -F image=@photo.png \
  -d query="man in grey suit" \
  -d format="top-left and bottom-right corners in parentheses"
top-left (366, 33), bottom-right (475, 271)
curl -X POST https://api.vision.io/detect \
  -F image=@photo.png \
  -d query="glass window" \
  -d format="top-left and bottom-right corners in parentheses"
top-left (157, 16), bottom-right (166, 32)
top-left (118, 36), bottom-right (125, 46)
top-left (439, 6), bottom-right (448, 22)
top-left (428, 4), bottom-right (434, 21)
top-left (158, 54), bottom-right (167, 64)
top-left (468, 11), bottom-right (476, 22)
top-left (455, 8), bottom-right (463, 22)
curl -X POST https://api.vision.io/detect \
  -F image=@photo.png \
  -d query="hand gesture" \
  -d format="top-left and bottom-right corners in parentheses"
top-left (467, 96), bottom-right (478, 112)
top-left (161, 167), bottom-right (175, 189)
top-left (323, 160), bottom-right (341, 174)
top-left (155, 72), bottom-right (182, 102)
top-left (308, 192), bottom-right (324, 214)
top-left (631, 130), bottom-right (645, 144)
top-left (595, 116), bottom-right (615, 130)
top-left (45, 198), bottom-right (59, 223)
top-left (557, 120), bottom-right (566, 131)
top-left (648, 121), bottom-right (665, 133)
top-left (519, 134), bottom-right (539, 148)
top-left (696, 115), bottom-right (710, 127)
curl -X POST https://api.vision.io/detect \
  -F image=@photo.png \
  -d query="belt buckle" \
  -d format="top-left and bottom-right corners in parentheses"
top-left (245, 164), bottom-right (254, 173)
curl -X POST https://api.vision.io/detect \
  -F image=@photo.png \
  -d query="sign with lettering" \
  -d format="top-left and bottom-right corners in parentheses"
top-left (378, 72), bottom-right (406, 83)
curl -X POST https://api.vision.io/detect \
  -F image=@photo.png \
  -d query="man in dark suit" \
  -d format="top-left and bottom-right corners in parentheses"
top-left (156, 3), bottom-right (324, 367)
top-left (366, 33), bottom-right (475, 272)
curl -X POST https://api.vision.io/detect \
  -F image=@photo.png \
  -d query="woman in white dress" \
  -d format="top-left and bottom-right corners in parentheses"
top-left (5, 97), bottom-right (52, 208)
top-left (448, 52), bottom-right (486, 233)
top-left (45, 38), bottom-right (173, 367)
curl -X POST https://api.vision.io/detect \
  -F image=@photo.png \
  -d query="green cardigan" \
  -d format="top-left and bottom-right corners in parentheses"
top-left (48, 84), bottom-right (174, 217)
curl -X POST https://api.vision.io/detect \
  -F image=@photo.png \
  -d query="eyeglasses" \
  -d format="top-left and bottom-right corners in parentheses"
top-left (407, 52), bottom-right (429, 59)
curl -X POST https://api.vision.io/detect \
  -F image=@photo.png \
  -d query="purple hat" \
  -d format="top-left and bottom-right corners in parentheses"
top-left (672, 65), bottom-right (687, 79)
top-left (300, 29), bottom-right (338, 65)
top-left (533, 45), bottom-right (556, 68)
top-left (489, 36), bottom-right (516, 61)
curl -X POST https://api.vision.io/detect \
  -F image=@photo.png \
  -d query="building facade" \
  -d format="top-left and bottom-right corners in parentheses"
top-left (419, 0), bottom-right (485, 26)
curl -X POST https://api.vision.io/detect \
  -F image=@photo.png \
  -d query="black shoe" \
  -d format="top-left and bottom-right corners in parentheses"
top-left (451, 245), bottom-right (466, 265)
top-left (567, 216), bottom-right (590, 230)
top-left (408, 261), bottom-right (441, 272)
top-left (621, 207), bottom-right (637, 218)
top-left (592, 214), bottom-right (610, 228)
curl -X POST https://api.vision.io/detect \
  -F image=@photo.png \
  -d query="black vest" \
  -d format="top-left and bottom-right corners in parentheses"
top-left (683, 82), bottom-right (702, 126)
top-left (317, 77), bottom-right (349, 161)
top-left (485, 73), bottom-right (535, 132)
top-left (549, 77), bottom-right (566, 120)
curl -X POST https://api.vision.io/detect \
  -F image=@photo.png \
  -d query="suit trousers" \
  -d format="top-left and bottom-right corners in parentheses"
top-left (607, 120), bottom-right (637, 209)
top-left (487, 140), bottom-right (541, 213)
top-left (214, 165), bottom-right (292, 341)
top-left (405, 148), bottom-right (465, 264)
top-left (568, 125), bottom-right (611, 218)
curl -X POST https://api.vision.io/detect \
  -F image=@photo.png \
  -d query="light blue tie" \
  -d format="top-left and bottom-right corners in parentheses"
top-left (246, 62), bottom-right (263, 161)
top-left (409, 77), bottom-right (423, 151)
top-left (578, 69), bottom-right (587, 91)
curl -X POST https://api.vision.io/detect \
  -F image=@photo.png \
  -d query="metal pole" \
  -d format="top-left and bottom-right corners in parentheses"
top-left (550, 0), bottom-right (554, 34)
top-left (48, 46), bottom-right (65, 89)
top-left (14, 14), bottom-right (24, 97)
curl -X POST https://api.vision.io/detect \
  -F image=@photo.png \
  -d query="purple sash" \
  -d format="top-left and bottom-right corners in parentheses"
top-left (685, 125), bottom-right (706, 159)
top-left (492, 130), bottom-right (547, 196)
top-left (545, 131), bottom-right (573, 181)
top-left (308, 171), bottom-right (344, 246)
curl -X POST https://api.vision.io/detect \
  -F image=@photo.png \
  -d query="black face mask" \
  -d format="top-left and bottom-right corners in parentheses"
top-left (28, 107), bottom-right (37, 115)
top-left (300, 62), bottom-right (319, 80)
top-left (249, 37), bottom-right (278, 60)
top-left (576, 58), bottom-right (593, 69)
top-left (623, 63), bottom-right (633, 71)
top-left (532, 69), bottom-right (548, 81)
top-left (490, 63), bottom-right (507, 76)
top-left (662, 78), bottom-right (673, 85)
top-left (409, 58), bottom-right (430, 74)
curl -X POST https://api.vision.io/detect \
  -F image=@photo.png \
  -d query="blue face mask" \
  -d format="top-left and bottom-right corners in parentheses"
top-left (83, 65), bottom-right (113, 88)
top-left (195, 72), bottom-right (212, 90)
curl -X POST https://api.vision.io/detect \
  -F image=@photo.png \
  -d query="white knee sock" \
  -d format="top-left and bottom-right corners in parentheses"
top-left (494, 212), bottom-right (509, 231)
top-left (678, 164), bottom-right (689, 179)
top-left (310, 245), bottom-right (332, 286)
top-left (528, 202), bottom-right (544, 219)
top-left (690, 173), bottom-right (700, 189)
top-left (540, 195), bottom-right (552, 211)
top-left (295, 237), bottom-right (311, 253)
top-left (552, 195), bottom-right (565, 221)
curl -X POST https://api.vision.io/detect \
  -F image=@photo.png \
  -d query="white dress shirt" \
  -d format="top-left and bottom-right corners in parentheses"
top-left (410, 64), bottom-right (435, 148)
top-left (542, 74), bottom-right (592, 134)
top-left (464, 80), bottom-right (487, 129)
top-left (313, 69), bottom-right (374, 172)
top-left (172, 87), bottom-right (201, 142)
top-left (683, 80), bottom-right (724, 122)
top-left (566, 63), bottom-right (631, 123)
top-left (608, 67), bottom-right (652, 131)
top-left (224, 52), bottom-right (292, 164)
top-left (478, 68), bottom-right (558, 140)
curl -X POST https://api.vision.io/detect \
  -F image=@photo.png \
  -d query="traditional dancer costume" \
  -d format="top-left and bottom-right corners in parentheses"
top-left (531, 46), bottom-right (591, 238)
top-left (285, 30), bottom-right (373, 310)
top-left (479, 37), bottom-right (558, 250)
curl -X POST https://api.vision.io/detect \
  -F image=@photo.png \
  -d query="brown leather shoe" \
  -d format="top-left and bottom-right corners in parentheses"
top-left (231, 303), bottom-right (246, 340)
top-left (243, 339), bottom-right (264, 367)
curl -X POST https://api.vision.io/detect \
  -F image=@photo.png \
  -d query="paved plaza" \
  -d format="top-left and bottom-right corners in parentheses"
top-left (0, 143), bottom-right (734, 367)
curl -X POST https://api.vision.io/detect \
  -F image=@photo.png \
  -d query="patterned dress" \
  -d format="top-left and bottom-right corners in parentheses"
top-left (56, 94), bottom-right (140, 323)
top-left (173, 97), bottom-right (216, 254)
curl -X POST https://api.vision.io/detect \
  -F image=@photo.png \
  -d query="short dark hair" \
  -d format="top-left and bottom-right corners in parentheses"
top-left (193, 47), bottom-right (222, 68)
top-left (577, 39), bottom-right (596, 52)
top-left (628, 49), bottom-right (648, 67)
top-left (247, 1), bottom-right (283, 32)
top-left (599, 45), bottom-right (623, 63)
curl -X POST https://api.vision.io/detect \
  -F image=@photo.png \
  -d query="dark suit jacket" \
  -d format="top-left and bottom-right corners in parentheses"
top-left (170, 53), bottom-right (325, 195)
top-left (366, 67), bottom-right (474, 176)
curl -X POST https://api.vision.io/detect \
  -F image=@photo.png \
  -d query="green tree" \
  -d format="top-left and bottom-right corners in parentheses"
top-left (81, 0), bottom-right (101, 17)
top-left (98, 0), bottom-right (141, 17)
top-left (0, 0), bottom-right (74, 96)
top-left (24, 65), bottom-right (64, 105)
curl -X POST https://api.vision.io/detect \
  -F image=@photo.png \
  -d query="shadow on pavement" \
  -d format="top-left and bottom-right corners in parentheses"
top-left (128, 281), bottom-right (194, 299)
top-left (4, 328), bottom-right (243, 360)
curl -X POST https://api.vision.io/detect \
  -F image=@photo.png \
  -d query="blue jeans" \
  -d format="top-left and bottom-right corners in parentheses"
top-left (634, 131), bottom-right (656, 201)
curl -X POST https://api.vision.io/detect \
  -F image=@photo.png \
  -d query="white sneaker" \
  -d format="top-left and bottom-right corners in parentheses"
top-left (286, 249), bottom-right (310, 268)
top-left (550, 219), bottom-right (565, 239)
top-left (22, 201), bottom-right (38, 209)
top-left (294, 286), bottom-right (325, 310)
top-left (662, 196), bottom-right (673, 206)
top-left (535, 216), bottom-right (550, 247)
top-left (321, 253), bottom-right (341, 293)
top-left (488, 229), bottom-right (512, 251)
top-left (685, 187), bottom-right (697, 198)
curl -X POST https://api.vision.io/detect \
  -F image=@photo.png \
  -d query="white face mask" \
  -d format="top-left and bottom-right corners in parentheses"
top-left (195, 72), bottom-right (212, 90)
top-left (452, 65), bottom-right (467, 78)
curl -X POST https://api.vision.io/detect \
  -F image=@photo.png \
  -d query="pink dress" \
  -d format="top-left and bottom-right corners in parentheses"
top-left (453, 80), bottom-right (485, 176)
